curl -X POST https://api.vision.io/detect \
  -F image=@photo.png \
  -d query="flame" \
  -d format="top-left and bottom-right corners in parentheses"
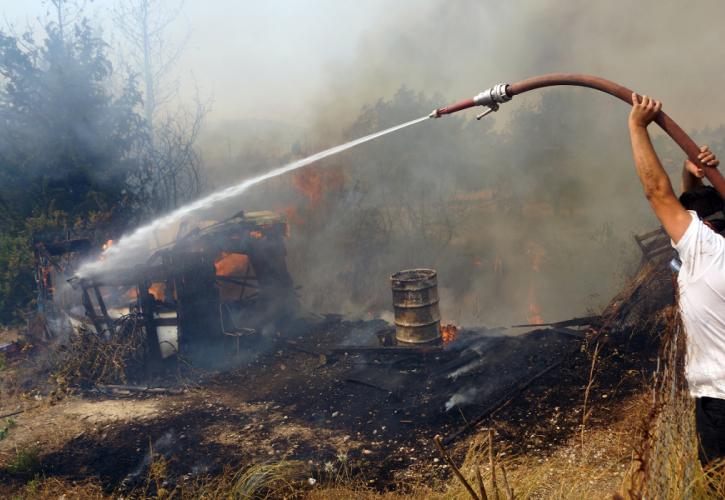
top-left (526, 283), bottom-right (544, 325)
top-left (249, 230), bottom-right (263, 239)
top-left (526, 241), bottom-right (546, 272)
top-left (98, 239), bottom-right (114, 261)
top-left (127, 287), bottom-right (138, 300)
top-left (493, 255), bottom-right (503, 274)
top-left (440, 323), bottom-right (459, 344)
top-left (214, 252), bottom-right (249, 276)
top-left (292, 166), bottom-right (345, 210)
top-left (525, 241), bottom-right (546, 324)
top-left (148, 283), bottom-right (166, 301)
top-left (283, 205), bottom-right (303, 230)
top-left (149, 283), bottom-right (166, 302)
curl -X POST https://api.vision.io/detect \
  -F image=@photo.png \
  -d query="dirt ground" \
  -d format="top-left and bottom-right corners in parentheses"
top-left (0, 312), bottom-right (658, 498)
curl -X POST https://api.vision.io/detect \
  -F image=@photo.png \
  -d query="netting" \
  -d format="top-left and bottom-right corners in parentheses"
top-left (633, 310), bottom-right (699, 498)
top-left (612, 259), bottom-right (701, 498)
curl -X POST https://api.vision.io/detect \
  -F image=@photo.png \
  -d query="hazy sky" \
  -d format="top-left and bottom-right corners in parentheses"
top-left (0, 0), bottom-right (390, 126)
top-left (4, 1), bottom-right (725, 133)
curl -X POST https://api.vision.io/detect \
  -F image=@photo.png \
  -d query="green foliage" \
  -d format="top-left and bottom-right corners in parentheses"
top-left (0, 21), bottom-right (146, 221)
top-left (0, 209), bottom-right (76, 323)
top-left (6, 446), bottom-right (40, 475)
top-left (0, 15), bottom-right (148, 323)
top-left (0, 230), bottom-right (36, 323)
top-left (0, 418), bottom-right (16, 440)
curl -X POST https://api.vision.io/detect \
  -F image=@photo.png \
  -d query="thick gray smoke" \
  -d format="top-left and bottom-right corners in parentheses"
top-left (191, 0), bottom-right (725, 327)
top-left (22, 0), bottom-right (712, 327)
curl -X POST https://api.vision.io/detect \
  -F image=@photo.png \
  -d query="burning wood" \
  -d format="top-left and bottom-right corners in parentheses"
top-left (214, 252), bottom-right (250, 276)
top-left (527, 283), bottom-right (544, 325)
top-left (525, 241), bottom-right (546, 325)
top-left (147, 283), bottom-right (166, 302)
top-left (440, 323), bottom-right (459, 344)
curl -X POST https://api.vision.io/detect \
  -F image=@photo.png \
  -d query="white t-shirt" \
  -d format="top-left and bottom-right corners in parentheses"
top-left (673, 210), bottom-right (725, 399)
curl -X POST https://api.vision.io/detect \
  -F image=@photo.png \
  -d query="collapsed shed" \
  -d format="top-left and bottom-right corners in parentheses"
top-left (35, 211), bottom-right (298, 363)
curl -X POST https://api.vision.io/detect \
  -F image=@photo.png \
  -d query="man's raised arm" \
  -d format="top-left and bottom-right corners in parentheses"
top-left (629, 93), bottom-right (692, 243)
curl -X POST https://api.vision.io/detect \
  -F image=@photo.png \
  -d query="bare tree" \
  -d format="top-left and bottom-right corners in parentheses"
top-left (112, 0), bottom-right (189, 127)
top-left (45, 0), bottom-right (86, 43)
top-left (112, 0), bottom-right (205, 213)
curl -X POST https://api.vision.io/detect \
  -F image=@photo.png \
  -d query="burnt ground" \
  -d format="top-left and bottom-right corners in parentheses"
top-left (0, 310), bottom-right (660, 495)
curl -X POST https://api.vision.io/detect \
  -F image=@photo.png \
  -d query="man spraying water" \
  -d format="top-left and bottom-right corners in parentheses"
top-left (628, 93), bottom-right (725, 464)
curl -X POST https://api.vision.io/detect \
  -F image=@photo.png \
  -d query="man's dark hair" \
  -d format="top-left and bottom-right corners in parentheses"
top-left (679, 186), bottom-right (724, 218)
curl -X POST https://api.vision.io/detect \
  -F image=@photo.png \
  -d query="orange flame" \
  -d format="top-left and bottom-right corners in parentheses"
top-left (292, 166), bottom-right (345, 210)
top-left (98, 239), bottom-right (114, 261)
top-left (148, 282), bottom-right (166, 301)
top-left (440, 323), bottom-right (459, 344)
top-left (527, 283), bottom-right (544, 325)
top-left (493, 255), bottom-right (503, 274)
top-left (526, 241), bottom-right (546, 273)
top-left (525, 241), bottom-right (546, 324)
top-left (282, 205), bottom-right (303, 231)
top-left (214, 252), bottom-right (249, 276)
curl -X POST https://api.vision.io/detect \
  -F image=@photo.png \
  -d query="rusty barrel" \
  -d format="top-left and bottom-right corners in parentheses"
top-left (391, 269), bottom-right (441, 344)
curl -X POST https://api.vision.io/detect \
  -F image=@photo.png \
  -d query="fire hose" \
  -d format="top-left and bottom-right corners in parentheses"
top-left (430, 73), bottom-right (725, 198)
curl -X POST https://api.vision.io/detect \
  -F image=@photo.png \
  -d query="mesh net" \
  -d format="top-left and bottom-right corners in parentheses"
top-left (613, 260), bottom-right (702, 498)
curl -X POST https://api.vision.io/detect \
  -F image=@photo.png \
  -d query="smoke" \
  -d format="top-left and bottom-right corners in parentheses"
top-left (13, 0), bottom-right (720, 327)
top-left (304, 0), bottom-right (725, 135)
top-left (445, 387), bottom-right (478, 412)
top-left (76, 115), bottom-right (428, 278)
top-left (205, 0), bottom-right (725, 326)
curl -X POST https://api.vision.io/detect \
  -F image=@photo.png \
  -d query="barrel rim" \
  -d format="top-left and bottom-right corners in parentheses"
top-left (390, 268), bottom-right (437, 283)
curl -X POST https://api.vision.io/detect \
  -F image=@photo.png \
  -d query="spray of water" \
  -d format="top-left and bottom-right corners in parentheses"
top-left (77, 115), bottom-right (430, 278)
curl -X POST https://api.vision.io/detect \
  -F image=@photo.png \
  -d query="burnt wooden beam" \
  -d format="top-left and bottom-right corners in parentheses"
top-left (138, 280), bottom-right (162, 365)
top-left (92, 286), bottom-right (111, 327)
top-left (511, 315), bottom-right (600, 329)
top-left (95, 384), bottom-right (184, 395)
top-left (81, 287), bottom-right (104, 334)
top-left (215, 275), bottom-right (260, 288)
top-left (329, 345), bottom-right (443, 356)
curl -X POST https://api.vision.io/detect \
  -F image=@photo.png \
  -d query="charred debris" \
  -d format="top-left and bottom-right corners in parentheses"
top-left (24, 208), bottom-right (676, 446)
top-left (34, 210), bottom-right (296, 369)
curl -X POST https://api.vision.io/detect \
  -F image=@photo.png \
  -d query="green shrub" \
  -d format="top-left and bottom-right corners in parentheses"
top-left (0, 418), bottom-right (16, 440)
top-left (6, 446), bottom-right (40, 475)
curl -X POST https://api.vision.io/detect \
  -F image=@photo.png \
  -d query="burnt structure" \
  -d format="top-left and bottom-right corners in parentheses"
top-left (36, 211), bottom-right (297, 362)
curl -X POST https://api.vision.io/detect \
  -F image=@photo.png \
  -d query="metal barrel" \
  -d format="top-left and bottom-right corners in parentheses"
top-left (391, 269), bottom-right (441, 344)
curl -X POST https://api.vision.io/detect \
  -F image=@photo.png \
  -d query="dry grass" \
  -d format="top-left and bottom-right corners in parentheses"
top-left (8, 264), bottom-right (725, 498)
top-left (6, 417), bottom-right (725, 500)
top-left (306, 394), bottom-right (652, 500)
top-left (5, 477), bottom-right (107, 499)
top-left (195, 460), bottom-right (308, 499)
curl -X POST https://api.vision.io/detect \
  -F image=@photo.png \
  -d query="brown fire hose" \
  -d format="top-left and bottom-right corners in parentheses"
top-left (433, 73), bottom-right (725, 198)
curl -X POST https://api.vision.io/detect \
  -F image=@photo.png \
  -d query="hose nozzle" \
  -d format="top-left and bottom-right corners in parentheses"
top-left (472, 84), bottom-right (511, 108)
top-left (430, 83), bottom-right (511, 119)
